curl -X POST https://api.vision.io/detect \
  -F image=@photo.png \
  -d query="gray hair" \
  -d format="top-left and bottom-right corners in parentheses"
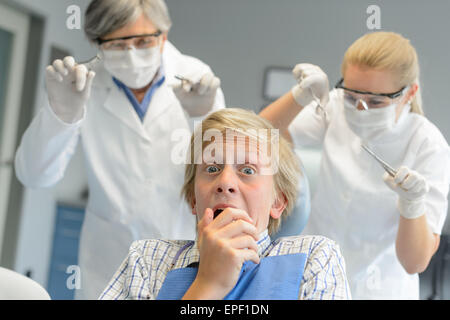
top-left (84, 0), bottom-right (172, 43)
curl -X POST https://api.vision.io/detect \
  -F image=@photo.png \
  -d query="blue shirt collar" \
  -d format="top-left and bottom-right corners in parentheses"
top-left (257, 229), bottom-right (271, 256)
top-left (111, 61), bottom-right (166, 121)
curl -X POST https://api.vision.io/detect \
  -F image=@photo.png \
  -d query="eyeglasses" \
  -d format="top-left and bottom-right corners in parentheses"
top-left (97, 31), bottom-right (162, 51)
top-left (335, 78), bottom-right (407, 109)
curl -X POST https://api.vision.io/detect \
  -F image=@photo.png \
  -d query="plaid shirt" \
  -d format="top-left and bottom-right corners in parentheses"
top-left (100, 230), bottom-right (351, 300)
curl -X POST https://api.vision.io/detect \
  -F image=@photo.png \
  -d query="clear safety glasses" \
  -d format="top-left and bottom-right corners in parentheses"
top-left (335, 78), bottom-right (407, 110)
top-left (97, 31), bottom-right (162, 51)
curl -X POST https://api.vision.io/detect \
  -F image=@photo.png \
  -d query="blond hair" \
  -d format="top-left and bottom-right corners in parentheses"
top-left (341, 31), bottom-right (423, 115)
top-left (180, 108), bottom-right (301, 235)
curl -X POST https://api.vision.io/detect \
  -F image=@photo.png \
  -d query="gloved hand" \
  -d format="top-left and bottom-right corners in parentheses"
top-left (172, 72), bottom-right (220, 117)
top-left (383, 166), bottom-right (430, 219)
top-left (45, 56), bottom-right (96, 123)
top-left (291, 63), bottom-right (329, 108)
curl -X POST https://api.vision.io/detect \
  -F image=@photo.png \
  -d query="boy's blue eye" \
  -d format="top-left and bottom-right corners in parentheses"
top-left (241, 167), bottom-right (255, 175)
top-left (206, 165), bottom-right (219, 173)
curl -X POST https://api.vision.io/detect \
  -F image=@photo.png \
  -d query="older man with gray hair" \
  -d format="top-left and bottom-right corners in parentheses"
top-left (15, 0), bottom-right (225, 299)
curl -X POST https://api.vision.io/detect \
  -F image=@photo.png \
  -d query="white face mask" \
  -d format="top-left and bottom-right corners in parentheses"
top-left (343, 99), bottom-right (398, 142)
top-left (102, 46), bottom-right (162, 89)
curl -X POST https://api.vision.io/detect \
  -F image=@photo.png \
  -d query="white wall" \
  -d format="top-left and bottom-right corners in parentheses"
top-left (6, 0), bottom-right (93, 286)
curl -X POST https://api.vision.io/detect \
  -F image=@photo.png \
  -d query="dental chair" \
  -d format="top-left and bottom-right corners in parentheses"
top-left (0, 267), bottom-right (51, 300)
top-left (273, 148), bottom-right (321, 239)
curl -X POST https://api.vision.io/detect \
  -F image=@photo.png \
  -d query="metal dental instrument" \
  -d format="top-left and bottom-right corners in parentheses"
top-left (357, 98), bottom-right (369, 110)
top-left (309, 87), bottom-right (327, 121)
top-left (70, 54), bottom-right (101, 85)
top-left (361, 144), bottom-right (397, 177)
top-left (174, 75), bottom-right (189, 82)
top-left (175, 74), bottom-right (194, 92)
top-left (79, 54), bottom-right (101, 70)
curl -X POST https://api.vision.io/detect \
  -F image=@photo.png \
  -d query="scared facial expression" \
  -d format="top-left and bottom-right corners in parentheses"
top-left (191, 132), bottom-right (286, 234)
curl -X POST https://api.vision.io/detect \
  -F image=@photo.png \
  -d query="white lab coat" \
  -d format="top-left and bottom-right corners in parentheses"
top-left (15, 41), bottom-right (225, 299)
top-left (289, 89), bottom-right (450, 299)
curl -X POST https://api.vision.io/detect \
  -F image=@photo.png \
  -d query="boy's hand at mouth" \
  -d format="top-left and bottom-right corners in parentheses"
top-left (183, 207), bottom-right (260, 300)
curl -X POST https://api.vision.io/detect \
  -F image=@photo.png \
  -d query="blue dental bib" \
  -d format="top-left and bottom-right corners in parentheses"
top-left (156, 253), bottom-right (307, 300)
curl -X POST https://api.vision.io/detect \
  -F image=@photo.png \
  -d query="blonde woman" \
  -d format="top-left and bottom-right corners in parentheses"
top-left (260, 32), bottom-right (450, 299)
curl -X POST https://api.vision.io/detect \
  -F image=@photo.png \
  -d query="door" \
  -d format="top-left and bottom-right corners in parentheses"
top-left (0, 3), bottom-right (29, 257)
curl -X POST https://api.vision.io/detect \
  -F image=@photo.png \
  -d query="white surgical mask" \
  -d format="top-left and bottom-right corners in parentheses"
top-left (102, 46), bottom-right (161, 89)
top-left (343, 99), bottom-right (398, 142)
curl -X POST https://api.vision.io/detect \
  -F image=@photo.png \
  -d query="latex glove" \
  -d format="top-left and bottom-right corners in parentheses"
top-left (45, 56), bottom-right (96, 123)
top-left (383, 166), bottom-right (430, 219)
top-left (291, 63), bottom-right (329, 108)
top-left (172, 72), bottom-right (220, 117)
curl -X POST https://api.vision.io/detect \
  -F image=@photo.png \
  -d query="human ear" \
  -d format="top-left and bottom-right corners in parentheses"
top-left (404, 83), bottom-right (418, 104)
top-left (191, 197), bottom-right (197, 216)
top-left (270, 193), bottom-right (287, 220)
top-left (396, 83), bottom-right (418, 121)
top-left (159, 33), bottom-right (167, 53)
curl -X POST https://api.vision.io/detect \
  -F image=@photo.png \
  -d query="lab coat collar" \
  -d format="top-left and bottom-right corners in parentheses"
top-left (100, 60), bottom-right (171, 141)
top-left (102, 83), bottom-right (151, 141)
top-left (92, 62), bottom-right (140, 132)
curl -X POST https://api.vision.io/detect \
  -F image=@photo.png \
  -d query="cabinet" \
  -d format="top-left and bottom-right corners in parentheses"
top-left (46, 205), bottom-right (85, 300)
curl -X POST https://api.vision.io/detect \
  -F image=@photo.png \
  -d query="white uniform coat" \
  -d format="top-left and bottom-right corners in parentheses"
top-left (289, 89), bottom-right (450, 299)
top-left (15, 42), bottom-right (225, 299)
